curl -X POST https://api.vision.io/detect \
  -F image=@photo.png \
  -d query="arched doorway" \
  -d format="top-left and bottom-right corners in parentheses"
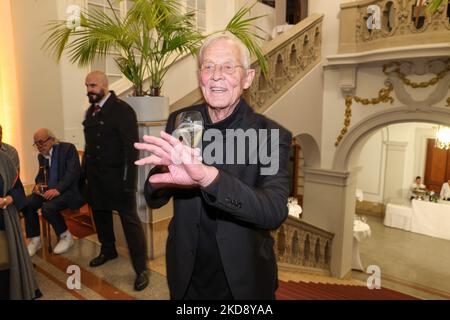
top-left (288, 133), bottom-right (321, 206)
top-left (332, 107), bottom-right (450, 296)
top-left (333, 108), bottom-right (450, 171)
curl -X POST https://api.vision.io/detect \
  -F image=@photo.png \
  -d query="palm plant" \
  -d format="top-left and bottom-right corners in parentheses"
top-left (43, 0), bottom-right (267, 97)
top-left (426, 0), bottom-right (444, 14)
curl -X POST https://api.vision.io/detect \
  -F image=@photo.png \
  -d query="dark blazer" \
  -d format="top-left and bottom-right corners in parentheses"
top-left (144, 99), bottom-right (292, 299)
top-left (36, 142), bottom-right (84, 210)
top-left (0, 177), bottom-right (26, 230)
top-left (82, 91), bottom-right (139, 210)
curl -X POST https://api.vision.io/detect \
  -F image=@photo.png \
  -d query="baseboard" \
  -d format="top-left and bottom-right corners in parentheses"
top-left (112, 213), bottom-right (170, 260)
top-left (356, 200), bottom-right (385, 218)
top-left (278, 262), bottom-right (331, 276)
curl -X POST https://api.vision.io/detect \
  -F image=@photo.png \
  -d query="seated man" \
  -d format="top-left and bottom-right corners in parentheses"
top-left (410, 176), bottom-right (426, 200)
top-left (440, 179), bottom-right (450, 201)
top-left (23, 128), bottom-right (84, 256)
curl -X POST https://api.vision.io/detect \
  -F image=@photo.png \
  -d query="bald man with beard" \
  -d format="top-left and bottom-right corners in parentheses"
top-left (82, 71), bottom-right (149, 291)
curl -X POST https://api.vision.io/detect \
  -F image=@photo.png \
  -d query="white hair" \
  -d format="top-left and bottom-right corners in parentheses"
top-left (198, 32), bottom-right (251, 69)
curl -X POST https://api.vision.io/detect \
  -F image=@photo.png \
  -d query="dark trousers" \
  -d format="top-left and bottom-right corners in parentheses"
top-left (0, 269), bottom-right (9, 300)
top-left (92, 194), bottom-right (147, 274)
top-left (23, 193), bottom-right (69, 238)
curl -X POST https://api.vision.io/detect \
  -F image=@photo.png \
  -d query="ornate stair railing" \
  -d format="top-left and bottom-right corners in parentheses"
top-left (243, 13), bottom-right (323, 113)
top-left (339, 0), bottom-right (450, 53)
top-left (272, 216), bottom-right (334, 275)
top-left (170, 13), bottom-right (324, 113)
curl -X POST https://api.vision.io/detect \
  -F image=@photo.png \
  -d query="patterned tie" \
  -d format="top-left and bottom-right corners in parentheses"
top-left (92, 104), bottom-right (101, 117)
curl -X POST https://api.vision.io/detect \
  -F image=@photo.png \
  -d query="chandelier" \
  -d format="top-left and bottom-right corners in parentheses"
top-left (435, 126), bottom-right (450, 150)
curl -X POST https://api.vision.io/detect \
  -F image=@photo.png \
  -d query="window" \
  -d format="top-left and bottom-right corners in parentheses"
top-left (185, 0), bottom-right (206, 32)
top-left (87, 0), bottom-right (134, 84)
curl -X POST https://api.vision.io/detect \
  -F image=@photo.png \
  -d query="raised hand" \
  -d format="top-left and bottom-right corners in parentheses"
top-left (135, 131), bottom-right (218, 188)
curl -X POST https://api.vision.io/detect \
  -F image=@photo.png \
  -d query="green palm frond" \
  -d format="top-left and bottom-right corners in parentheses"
top-left (42, 0), bottom-right (269, 95)
top-left (426, 0), bottom-right (444, 14)
top-left (225, 2), bottom-right (269, 77)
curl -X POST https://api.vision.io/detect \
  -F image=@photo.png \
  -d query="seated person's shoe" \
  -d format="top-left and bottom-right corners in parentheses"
top-left (134, 270), bottom-right (149, 291)
top-left (53, 231), bottom-right (74, 255)
top-left (27, 238), bottom-right (42, 257)
top-left (53, 237), bottom-right (74, 255)
top-left (89, 253), bottom-right (118, 267)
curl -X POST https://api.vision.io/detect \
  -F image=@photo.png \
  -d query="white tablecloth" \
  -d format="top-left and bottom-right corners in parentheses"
top-left (352, 220), bottom-right (371, 271)
top-left (384, 203), bottom-right (413, 231)
top-left (353, 220), bottom-right (371, 241)
top-left (384, 199), bottom-right (450, 240)
top-left (410, 200), bottom-right (450, 240)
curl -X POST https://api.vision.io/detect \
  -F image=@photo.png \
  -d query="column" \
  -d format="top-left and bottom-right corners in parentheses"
top-left (302, 167), bottom-right (360, 278)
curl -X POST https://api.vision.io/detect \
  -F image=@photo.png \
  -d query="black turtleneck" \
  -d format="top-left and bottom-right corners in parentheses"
top-left (184, 100), bottom-right (246, 300)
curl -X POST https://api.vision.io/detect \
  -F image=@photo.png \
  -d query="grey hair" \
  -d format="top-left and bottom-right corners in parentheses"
top-left (36, 128), bottom-right (59, 144)
top-left (46, 129), bottom-right (59, 143)
top-left (198, 32), bottom-right (251, 69)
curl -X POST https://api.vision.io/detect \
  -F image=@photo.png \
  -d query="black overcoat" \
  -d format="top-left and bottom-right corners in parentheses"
top-left (83, 91), bottom-right (139, 210)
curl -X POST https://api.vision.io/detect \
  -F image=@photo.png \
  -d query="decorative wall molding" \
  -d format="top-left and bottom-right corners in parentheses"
top-left (335, 58), bottom-right (450, 146)
top-left (383, 140), bottom-right (408, 151)
top-left (303, 167), bottom-right (349, 184)
top-left (327, 43), bottom-right (450, 67)
top-left (333, 107), bottom-right (450, 171)
top-left (385, 60), bottom-right (450, 107)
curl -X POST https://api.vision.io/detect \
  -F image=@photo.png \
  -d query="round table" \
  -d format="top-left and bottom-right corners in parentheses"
top-left (352, 220), bottom-right (371, 271)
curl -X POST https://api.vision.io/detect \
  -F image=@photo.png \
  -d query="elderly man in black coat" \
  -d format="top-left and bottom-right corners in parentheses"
top-left (136, 33), bottom-right (292, 300)
top-left (83, 71), bottom-right (148, 291)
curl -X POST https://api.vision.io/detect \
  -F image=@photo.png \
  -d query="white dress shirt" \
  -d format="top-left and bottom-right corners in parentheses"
top-left (410, 182), bottom-right (426, 199)
top-left (440, 182), bottom-right (450, 200)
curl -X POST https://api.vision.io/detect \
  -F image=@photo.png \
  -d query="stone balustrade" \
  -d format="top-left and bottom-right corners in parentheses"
top-left (272, 215), bottom-right (334, 273)
top-left (243, 13), bottom-right (324, 113)
top-left (339, 0), bottom-right (450, 53)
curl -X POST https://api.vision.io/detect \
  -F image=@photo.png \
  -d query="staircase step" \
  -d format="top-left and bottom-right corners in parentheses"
top-left (276, 280), bottom-right (419, 300)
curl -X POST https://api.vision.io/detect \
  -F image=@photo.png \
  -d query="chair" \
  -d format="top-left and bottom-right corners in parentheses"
top-left (41, 150), bottom-right (96, 253)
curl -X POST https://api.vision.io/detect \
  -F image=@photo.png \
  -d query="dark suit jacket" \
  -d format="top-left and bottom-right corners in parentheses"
top-left (82, 91), bottom-right (139, 210)
top-left (36, 142), bottom-right (84, 210)
top-left (144, 98), bottom-right (292, 299)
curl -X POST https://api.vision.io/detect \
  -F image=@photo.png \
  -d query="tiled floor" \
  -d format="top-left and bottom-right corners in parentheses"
top-left (352, 215), bottom-right (450, 300)
top-left (32, 238), bottom-right (170, 300)
top-left (31, 215), bottom-right (450, 300)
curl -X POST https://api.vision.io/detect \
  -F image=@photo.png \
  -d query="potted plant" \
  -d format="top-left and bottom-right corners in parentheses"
top-left (43, 0), bottom-right (267, 121)
top-left (426, 0), bottom-right (444, 14)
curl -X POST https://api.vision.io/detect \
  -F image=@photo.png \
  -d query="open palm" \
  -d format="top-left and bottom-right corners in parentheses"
top-left (135, 131), bottom-right (217, 188)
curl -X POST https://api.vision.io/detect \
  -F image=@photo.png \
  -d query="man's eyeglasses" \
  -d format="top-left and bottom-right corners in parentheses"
top-left (200, 61), bottom-right (245, 76)
top-left (32, 137), bottom-right (51, 147)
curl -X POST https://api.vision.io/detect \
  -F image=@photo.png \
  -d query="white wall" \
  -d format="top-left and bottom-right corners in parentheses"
top-left (356, 122), bottom-right (436, 204)
top-left (206, 0), bottom-right (236, 32)
top-left (265, 63), bottom-right (323, 148)
top-left (355, 128), bottom-right (387, 203)
top-left (308, 0), bottom-right (352, 59)
top-left (11, 0), bottom-right (64, 185)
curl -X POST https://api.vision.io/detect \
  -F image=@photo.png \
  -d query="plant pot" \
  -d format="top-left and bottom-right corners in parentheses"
top-left (123, 96), bottom-right (169, 122)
